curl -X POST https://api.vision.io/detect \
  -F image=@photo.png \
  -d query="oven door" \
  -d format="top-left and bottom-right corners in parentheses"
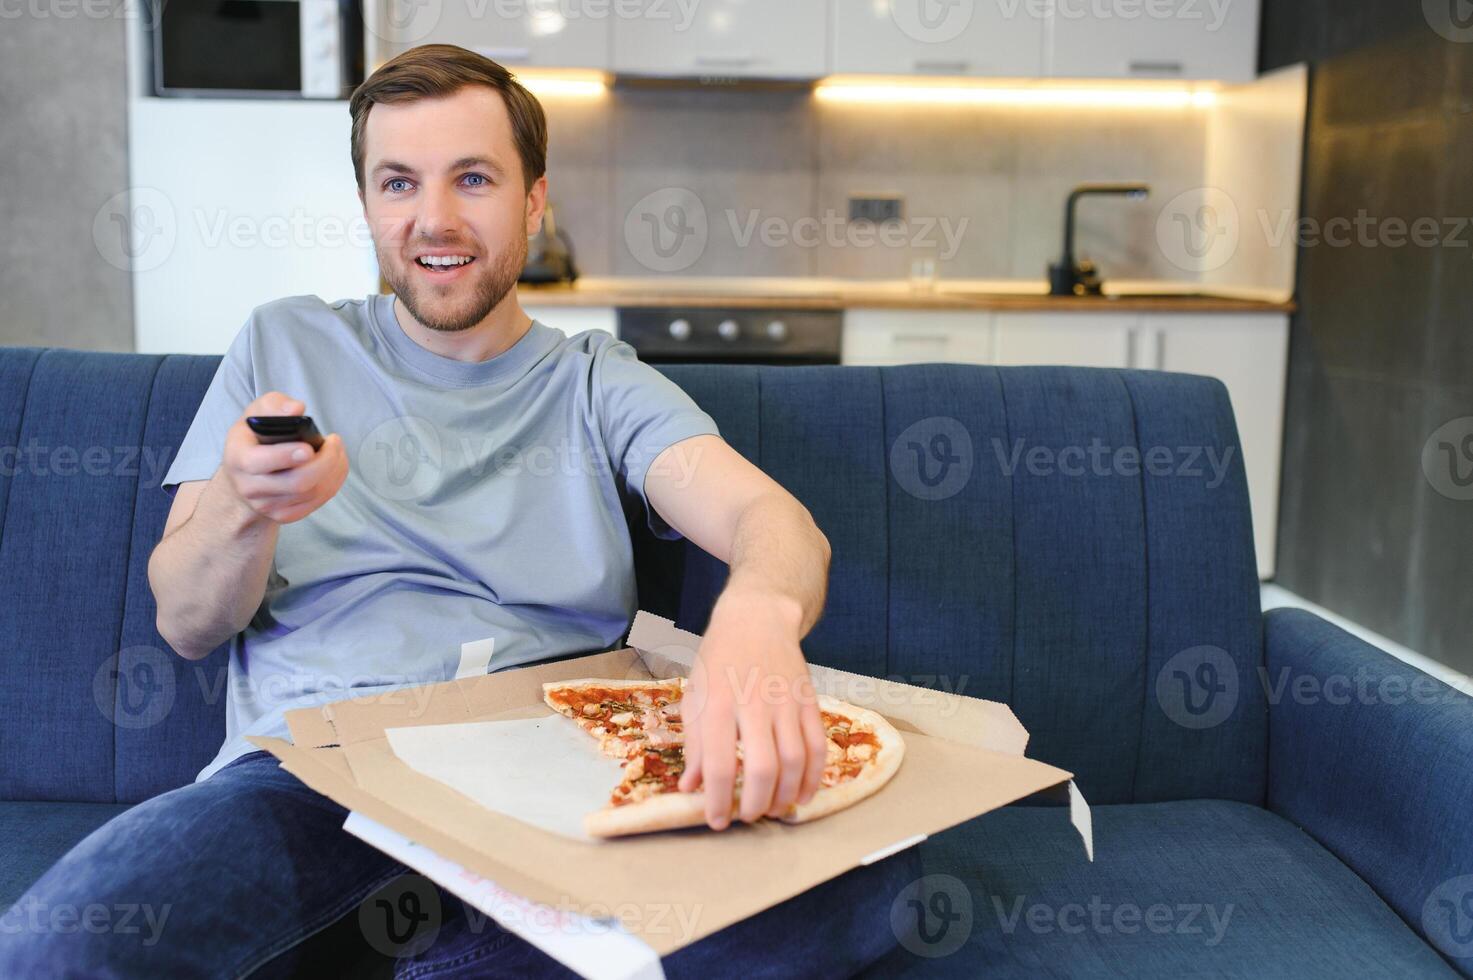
top-left (617, 308), bottom-right (842, 366)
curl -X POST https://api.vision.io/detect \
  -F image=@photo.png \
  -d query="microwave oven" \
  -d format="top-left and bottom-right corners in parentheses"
top-left (153, 0), bottom-right (364, 99)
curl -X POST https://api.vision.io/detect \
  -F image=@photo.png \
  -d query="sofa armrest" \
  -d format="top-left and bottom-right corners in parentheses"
top-left (1266, 607), bottom-right (1473, 968)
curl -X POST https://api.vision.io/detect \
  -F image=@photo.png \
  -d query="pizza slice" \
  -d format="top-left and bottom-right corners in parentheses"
top-left (542, 678), bottom-right (684, 759)
top-left (546, 680), bottom-right (905, 838)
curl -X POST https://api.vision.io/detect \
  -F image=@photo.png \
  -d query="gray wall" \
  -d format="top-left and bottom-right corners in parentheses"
top-left (1264, 1), bottom-right (1472, 669)
top-left (543, 84), bottom-right (1208, 283)
top-left (0, 14), bottom-right (133, 351)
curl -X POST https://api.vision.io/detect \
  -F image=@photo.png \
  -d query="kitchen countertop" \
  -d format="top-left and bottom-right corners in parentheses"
top-left (518, 277), bottom-right (1296, 313)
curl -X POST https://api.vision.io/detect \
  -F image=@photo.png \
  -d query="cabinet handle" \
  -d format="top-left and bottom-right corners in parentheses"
top-left (892, 333), bottom-right (951, 344)
top-left (694, 54), bottom-right (756, 67)
top-left (1128, 60), bottom-right (1185, 75)
top-left (475, 46), bottom-right (531, 63)
top-left (913, 58), bottom-right (970, 73)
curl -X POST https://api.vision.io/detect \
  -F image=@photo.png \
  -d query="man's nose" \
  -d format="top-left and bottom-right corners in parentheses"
top-left (413, 182), bottom-right (464, 241)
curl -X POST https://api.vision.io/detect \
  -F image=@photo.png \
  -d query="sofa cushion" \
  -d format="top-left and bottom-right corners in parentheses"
top-left (864, 799), bottom-right (1457, 978)
top-left (0, 802), bottom-right (131, 908)
top-left (655, 364), bottom-right (1266, 805)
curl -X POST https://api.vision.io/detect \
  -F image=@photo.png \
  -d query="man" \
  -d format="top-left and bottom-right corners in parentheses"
top-left (0, 45), bottom-right (917, 976)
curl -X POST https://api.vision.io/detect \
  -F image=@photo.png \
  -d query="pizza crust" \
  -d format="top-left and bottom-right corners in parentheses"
top-left (779, 695), bottom-right (905, 824)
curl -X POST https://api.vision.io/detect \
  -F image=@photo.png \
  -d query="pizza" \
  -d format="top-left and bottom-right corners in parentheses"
top-left (542, 679), bottom-right (905, 838)
top-left (541, 677), bottom-right (685, 759)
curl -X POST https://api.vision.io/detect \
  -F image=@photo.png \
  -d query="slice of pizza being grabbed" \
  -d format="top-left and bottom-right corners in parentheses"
top-left (542, 680), bottom-right (905, 838)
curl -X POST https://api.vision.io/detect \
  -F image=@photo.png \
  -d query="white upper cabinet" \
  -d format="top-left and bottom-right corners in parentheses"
top-left (375, 3), bottom-right (610, 69)
top-left (831, 0), bottom-right (1045, 78)
top-left (611, 0), bottom-right (828, 79)
top-left (1047, 0), bottom-right (1261, 82)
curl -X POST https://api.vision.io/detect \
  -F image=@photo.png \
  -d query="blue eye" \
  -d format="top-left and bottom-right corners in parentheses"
top-left (463, 173), bottom-right (489, 187)
top-left (385, 178), bottom-right (411, 193)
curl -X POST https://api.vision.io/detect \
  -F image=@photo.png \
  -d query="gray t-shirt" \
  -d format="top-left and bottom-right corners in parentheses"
top-left (161, 293), bottom-right (720, 781)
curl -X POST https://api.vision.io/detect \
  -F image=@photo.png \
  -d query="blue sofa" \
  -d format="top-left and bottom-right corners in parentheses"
top-left (1, 347), bottom-right (1468, 977)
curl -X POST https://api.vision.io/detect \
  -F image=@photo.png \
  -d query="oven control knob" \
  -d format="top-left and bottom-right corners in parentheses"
top-left (717, 319), bottom-right (741, 341)
top-left (668, 318), bottom-right (691, 341)
top-left (765, 319), bottom-right (787, 341)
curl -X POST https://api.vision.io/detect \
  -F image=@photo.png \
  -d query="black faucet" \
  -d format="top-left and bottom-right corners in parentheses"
top-left (1047, 183), bottom-right (1150, 296)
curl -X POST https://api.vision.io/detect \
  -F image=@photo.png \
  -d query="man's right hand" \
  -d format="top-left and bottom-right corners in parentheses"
top-left (219, 392), bottom-right (348, 525)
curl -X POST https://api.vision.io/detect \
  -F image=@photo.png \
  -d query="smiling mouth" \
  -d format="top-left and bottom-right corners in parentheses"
top-left (414, 255), bottom-right (477, 276)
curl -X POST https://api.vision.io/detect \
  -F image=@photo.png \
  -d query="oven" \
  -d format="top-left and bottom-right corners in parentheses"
top-left (617, 307), bottom-right (842, 366)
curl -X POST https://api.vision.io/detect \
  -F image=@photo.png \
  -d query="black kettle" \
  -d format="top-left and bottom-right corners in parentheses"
top-left (521, 203), bottom-right (579, 284)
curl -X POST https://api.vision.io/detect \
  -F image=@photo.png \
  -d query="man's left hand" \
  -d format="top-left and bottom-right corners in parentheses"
top-left (677, 589), bottom-right (827, 830)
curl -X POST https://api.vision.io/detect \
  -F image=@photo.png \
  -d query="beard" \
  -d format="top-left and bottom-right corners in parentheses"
top-left (380, 233), bottom-right (527, 334)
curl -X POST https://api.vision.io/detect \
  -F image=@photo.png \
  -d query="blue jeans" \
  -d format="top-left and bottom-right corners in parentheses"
top-left (0, 751), bottom-right (918, 978)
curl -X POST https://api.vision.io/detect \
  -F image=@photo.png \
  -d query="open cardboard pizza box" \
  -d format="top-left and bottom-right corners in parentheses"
top-left (249, 611), bottom-right (1093, 978)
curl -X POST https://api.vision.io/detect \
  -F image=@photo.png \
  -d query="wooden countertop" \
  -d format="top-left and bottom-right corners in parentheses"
top-left (517, 277), bottom-right (1295, 314)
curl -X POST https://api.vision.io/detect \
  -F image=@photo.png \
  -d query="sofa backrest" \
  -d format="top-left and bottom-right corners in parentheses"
top-left (0, 349), bottom-right (1266, 806)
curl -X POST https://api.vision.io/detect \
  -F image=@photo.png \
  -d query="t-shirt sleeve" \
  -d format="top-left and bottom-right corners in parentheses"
top-left (160, 318), bottom-right (258, 498)
top-left (593, 339), bottom-right (720, 541)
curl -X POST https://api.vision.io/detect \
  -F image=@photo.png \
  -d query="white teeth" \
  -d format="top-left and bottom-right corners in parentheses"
top-left (417, 255), bottom-right (472, 267)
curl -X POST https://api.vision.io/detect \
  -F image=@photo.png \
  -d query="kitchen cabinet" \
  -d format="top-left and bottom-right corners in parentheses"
top-left (830, 0), bottom-right (1045, 78)
top-left (373, 6), bottom-right (610, 70)
top-left (841, 310), bottom-right (993, 366)
top-left (612, 0), bottom-right (827, 79)
top-left (523, 305), bottom-right (618, 339)
top-left (992, 312), bottom-right (1133, 367)
top-left (1047, 0), bottom-right (1261, 82)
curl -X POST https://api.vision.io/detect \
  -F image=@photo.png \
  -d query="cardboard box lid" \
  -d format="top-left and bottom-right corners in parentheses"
top-left (251, 612), bottom-right (1089, 957)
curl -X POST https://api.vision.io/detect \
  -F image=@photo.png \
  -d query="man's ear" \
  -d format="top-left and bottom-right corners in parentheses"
top-left (524, 174), bottom-right (549, 237)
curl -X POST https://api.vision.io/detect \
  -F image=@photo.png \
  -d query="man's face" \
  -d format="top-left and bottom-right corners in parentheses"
top-left (360, 86), bottom-right (545, 333)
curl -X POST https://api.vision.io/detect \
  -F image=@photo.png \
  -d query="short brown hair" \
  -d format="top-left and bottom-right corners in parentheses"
top-left (349, 44), bottom-right (547, 193)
